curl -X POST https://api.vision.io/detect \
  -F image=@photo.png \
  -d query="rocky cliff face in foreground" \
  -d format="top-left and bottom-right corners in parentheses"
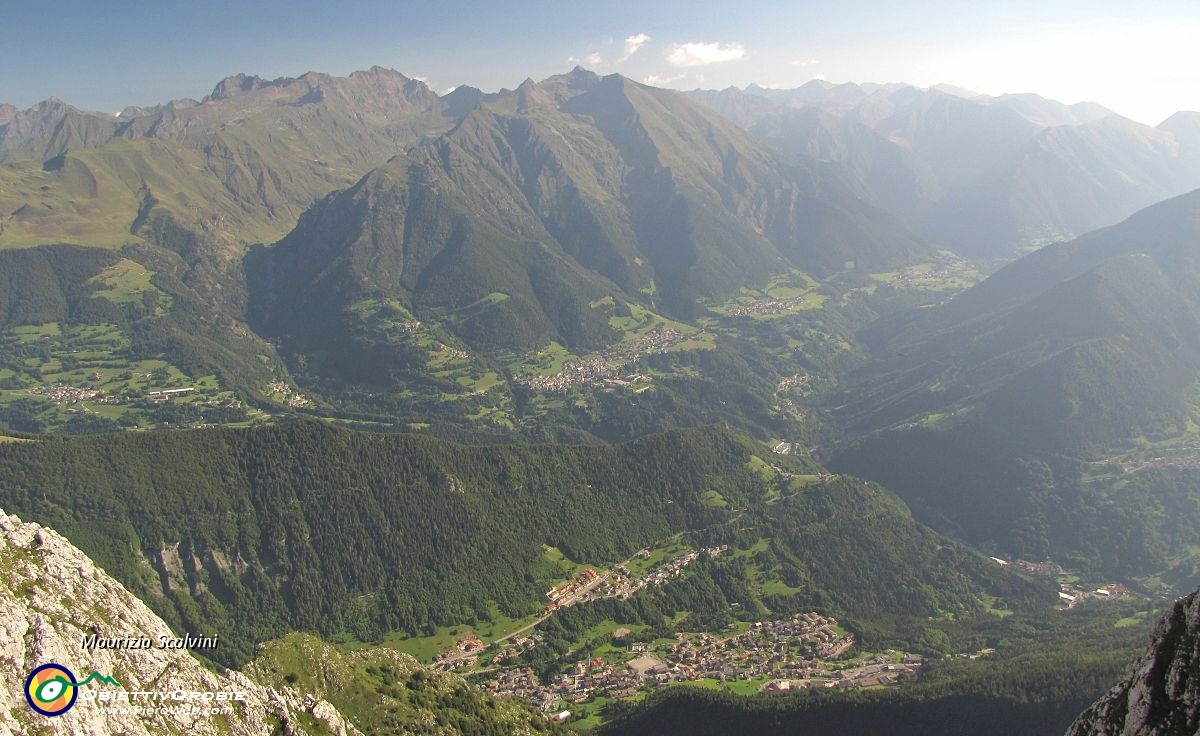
top-left (0, 508), bottom-right (356, 736)
top-left (1067, 590), bottom-right (1200, 736)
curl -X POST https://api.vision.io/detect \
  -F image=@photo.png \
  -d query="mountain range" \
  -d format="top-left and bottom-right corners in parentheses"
top-left (3, 69), bottom-right (1199, 582)
top-left (3, 69), bottom-right (1200, 572)
top-left (3, 65), bottom-right (1200, 733)
top-left (1, 67), bottom-right (937, 439)
top-left (0, 67), bottom-right (454, 250)
top-left (689, 81), bottom-right (1200, 259)
top-left (248, 68), bottom-right (928, 397)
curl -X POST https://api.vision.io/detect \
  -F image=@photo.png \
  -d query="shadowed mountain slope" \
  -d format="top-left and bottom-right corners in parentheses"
top-left (830, 189), bottom-right (1200, 578)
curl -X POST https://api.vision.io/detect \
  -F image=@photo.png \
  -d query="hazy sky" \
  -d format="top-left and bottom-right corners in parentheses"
top-left (4, 0), bottom-right (1198, 125)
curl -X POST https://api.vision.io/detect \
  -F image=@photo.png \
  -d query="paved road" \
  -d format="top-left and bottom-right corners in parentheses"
top-left (491, 546), bottom-right (653, 645)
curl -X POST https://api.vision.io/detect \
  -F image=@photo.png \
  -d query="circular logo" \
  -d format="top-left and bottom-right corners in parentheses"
top-left (25, 663), bottom-right (78, 717)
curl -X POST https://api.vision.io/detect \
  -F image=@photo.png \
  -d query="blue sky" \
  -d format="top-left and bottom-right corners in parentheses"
top-left (5, 0), bottom-right (1198, 125)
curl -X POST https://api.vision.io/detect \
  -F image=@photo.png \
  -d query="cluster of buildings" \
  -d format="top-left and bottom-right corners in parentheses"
top-left (667, 614), bottom-right (854, 682)
top-left (1109, 445), bottom-right (1200, 474)
top-left (546, 568), bottom-right (602, 610)
top-left (435, 546), bottom-right (733, 674)
top-left (27, 383), bottom-right (105, 404)
top-left (147, 387), bottom-right (196, 400)
top-left (431, 631), bottom-right (488, 671)
top-left (268, 381), bottom-right (311, 408)
top-left (589, 546), bottom-right (729, 604)
top-left (480, 654), bottom-right (666, 708)
top-left (486, 634), bottom-right (544, 667)
top-left (1057, 583), bottom-right (1132, 608)
top-left (29, 382), bottom-right (215, 406)
top-left (759, 654), bottom-right (923, 693)
top-left (482, 667), bottom-right (563, 711)
top-left (885, 264), bottom-right (961, 287)
top-left (776, 374), bottom-right (810, 393)
top-left (987, 556), bottom-right (1134, 609)
top-left (432, 341), bottom-right (470, 360)
top-left (427, 546), bottom-right (935, 715)
top-left (725, 293), bottom-right (814, 318)
top-left (517, 326), bottom-right (687, 393)
top-left (478, 613), bottom-right (921, 712)
top-left (544, 546), bottom-right (731, 614)
top-left (1007, 559), bottom-right (1066, 577)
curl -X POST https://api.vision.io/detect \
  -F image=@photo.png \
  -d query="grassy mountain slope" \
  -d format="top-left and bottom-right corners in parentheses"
top-left (248, 633), bottom-right (571, 735)
top-left (0, 68), bottom-right (456, 252)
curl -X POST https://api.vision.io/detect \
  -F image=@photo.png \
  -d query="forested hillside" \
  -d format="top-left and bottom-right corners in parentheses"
top-left (0, 421), bottom-right (1048, 667)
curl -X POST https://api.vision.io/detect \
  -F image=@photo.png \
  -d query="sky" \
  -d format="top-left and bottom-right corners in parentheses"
top-left (3, 0), bottom-right (1198, 126)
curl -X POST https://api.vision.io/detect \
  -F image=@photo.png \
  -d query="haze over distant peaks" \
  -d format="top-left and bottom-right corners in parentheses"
top-left (688, 79), bottom-right (1200, 257)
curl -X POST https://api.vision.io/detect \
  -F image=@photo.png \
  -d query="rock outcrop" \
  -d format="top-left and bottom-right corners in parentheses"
top-left (1066, 590), bottom-right (1200, 736)
top-left (0, 509), bottom-right (353, 735)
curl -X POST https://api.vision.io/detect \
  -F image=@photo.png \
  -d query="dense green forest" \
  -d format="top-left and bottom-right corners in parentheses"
top-left (0, 420), bottom-right (1047, 666)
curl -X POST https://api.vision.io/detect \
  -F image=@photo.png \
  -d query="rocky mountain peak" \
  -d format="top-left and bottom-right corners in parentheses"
top-left (1066, 589), bottom-right (1200, 736)
top-left (0, 509), bottom-right (354, 735)
top-left (207, 73), bottom-right (268, 101)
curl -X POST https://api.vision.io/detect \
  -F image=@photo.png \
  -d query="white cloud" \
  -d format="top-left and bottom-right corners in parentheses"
top-left (665, 41), bottom-right (745, 68)
top-left (789, 58), bottom-right (820, 67)
top-left (621, 33), bottom-right (651, 61)
top-left (567, 52), bottom-right (604, 67)
top-left (644, 73), bottom-right (686, 86)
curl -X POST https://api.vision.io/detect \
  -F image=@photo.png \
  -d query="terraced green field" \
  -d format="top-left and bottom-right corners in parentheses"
top-left (0, 321), bottom-right (256, 432)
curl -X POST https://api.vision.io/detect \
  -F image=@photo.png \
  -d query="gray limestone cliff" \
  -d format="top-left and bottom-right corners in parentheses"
top-left (1066, 590), bottom-right (1200, 736)
top-left (0, 508), bottom-right (357, 736)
